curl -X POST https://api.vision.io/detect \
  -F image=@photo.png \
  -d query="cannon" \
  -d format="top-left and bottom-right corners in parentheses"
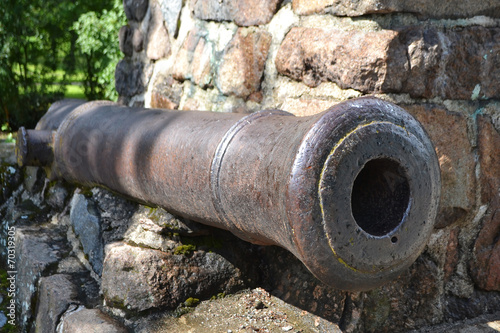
top-left (16, 97), bottom-right (440, 291)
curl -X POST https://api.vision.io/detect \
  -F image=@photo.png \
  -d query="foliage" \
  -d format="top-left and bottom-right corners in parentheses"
top-left (72, 0), bottom-right (126, 101)
top-left (0, 0), bottom-right (65, 129)
top-left (1, 123), bottom-right (15, 143)
top-left (0, 0), bottom-right (123, 130)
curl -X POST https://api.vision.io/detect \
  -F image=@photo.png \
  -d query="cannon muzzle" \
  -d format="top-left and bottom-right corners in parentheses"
top-left (16, 97), bottom-right (440, 291)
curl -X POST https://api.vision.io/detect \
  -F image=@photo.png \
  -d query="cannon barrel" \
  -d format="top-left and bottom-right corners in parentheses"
top-left (16, 97), bottom-right (440, 291)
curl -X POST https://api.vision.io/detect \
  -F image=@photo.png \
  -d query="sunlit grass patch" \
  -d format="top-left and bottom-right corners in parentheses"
top-left (65, 84), bottom-right (86, 100)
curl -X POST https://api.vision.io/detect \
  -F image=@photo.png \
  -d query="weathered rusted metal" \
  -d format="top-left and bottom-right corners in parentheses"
top-left (16, 127), bottom-right (54, 167)
top-left (16, 97), bottom-right (441, 291)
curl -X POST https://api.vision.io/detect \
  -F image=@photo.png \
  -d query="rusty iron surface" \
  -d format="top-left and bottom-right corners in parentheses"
top-left (16, 97), bottom-right (441, 291)
top-left (16, 127), bottom-right (54, 167)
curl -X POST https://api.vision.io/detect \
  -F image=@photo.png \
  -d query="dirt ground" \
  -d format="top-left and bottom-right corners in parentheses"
top-left (131, 288), bottom-right (500, 333)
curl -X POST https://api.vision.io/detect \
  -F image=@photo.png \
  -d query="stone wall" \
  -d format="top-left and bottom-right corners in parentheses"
top-left (1, 0), bottom-right (500, 332)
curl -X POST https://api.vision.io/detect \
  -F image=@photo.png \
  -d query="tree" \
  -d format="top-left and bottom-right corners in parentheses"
top-left (0, 0), bottom-right (63, 129)
top-left (0, 0), bottom-right (119, 130)
top-left (73, 0), bottom-right (126, 101)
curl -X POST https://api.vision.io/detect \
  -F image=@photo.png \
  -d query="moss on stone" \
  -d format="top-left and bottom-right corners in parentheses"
top-left (183, 297), bottom-right (200, 307)
top-left (180, 235), bottom-right (224, 251)
top-left (144, 206), bottom-right (180, 230)
top-left (210, 292), bottom-right (226, 301)
top-left (362, 289), bottom-right (392, 332)
top-left (79, 187), bottom-right (94, 198)
top-left (173, 297), bottom-right (200, 317)
top-left (146, 206), bottom-right (160, 222)
top-left (173, 244), bottom-right (196, 256)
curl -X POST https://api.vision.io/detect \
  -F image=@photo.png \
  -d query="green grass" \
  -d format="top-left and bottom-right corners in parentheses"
top-left (64, 84), bottom-right (86, 99)
top-left (15, 64), bottom-right (85, 83)
top-left (53, 68), bottom-right (86, 83)
top-left (14, 63), bottom-right (87, 100)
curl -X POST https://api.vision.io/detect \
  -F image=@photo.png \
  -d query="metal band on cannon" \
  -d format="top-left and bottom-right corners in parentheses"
top-left (16, 97), bottom-right (441, 291)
